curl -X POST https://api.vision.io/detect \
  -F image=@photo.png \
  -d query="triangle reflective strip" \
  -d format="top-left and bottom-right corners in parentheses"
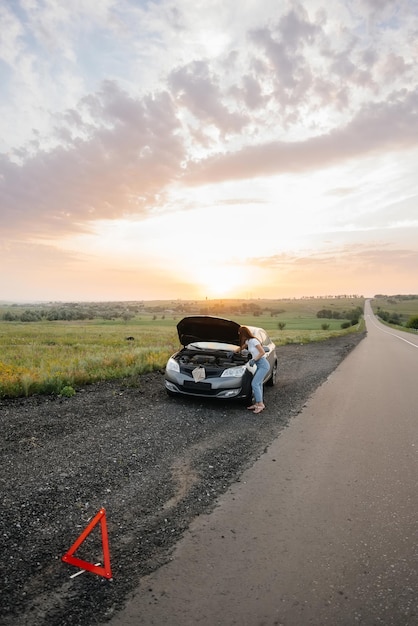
top-left (62, 508), bottom-right (112, 579)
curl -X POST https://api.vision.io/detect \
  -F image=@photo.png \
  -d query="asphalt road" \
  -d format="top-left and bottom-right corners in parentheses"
top-left (106, 301), bottom-right (418, 626)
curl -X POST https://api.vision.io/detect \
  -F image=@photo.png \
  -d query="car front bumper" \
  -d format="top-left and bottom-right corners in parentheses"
top-left (164, 372), bottom-right (252, 400)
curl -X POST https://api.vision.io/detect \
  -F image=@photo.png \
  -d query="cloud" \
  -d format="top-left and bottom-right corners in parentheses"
top-left (0, 82), bottom-right (185, 237)
top-left (1, 0), bottom-right (417, 249)
top-left (229, 74), bottom-right (266, 110)
top-left (257, 243), bottom-right (418, 271)
top-left (0, 237), bottom-right (198, 302)
top-left (0, 238), bottom-right (79, 266)
top-left (185, 87), bottom-right (418, 184)
top-left (326, 187), bottom-right (356, 197)
top-left (248, 4), bottom-right (320, 92)
top-left (0, 3), bottom-right (24, 66)
top-left (169, 61), bottom-right (248, 135)
top-left (249, 243), bottom-right (418, 297)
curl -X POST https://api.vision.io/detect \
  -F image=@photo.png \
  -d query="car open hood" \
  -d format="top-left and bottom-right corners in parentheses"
top-left (177, 316), bottom-right (241, 346)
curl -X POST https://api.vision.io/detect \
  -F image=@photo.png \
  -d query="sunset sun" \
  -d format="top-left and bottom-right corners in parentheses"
top-left (194, 265), bottom-right (248, 298)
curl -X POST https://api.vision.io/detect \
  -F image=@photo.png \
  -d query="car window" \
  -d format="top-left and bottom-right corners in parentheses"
top-left (259, 329), bottom-right (273, 345)
top-left (253, 329), bottom-right (266, 344)
top-left (246, 326), bottom-right (272, 346)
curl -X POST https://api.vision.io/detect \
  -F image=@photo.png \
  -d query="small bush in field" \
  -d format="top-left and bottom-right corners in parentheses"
top-left (321, 323), bottom-right (330, 330)
top-left (406, 316), bottom-right (418, 329)
top-left (341, 321), bottom-right (351, 329)
top-left (277, 322), bottom-right (286, 330)
top-left (60, 385), bottom-right (76, 397)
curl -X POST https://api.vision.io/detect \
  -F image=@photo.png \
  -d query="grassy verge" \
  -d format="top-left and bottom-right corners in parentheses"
top-left (0, 321), bottom-right (177, 398)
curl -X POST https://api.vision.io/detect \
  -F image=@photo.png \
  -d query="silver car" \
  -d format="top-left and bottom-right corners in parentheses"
top-left (164, 316), bottom-right (278, 402)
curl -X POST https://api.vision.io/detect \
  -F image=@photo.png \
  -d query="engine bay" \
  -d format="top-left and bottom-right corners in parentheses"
top-left (176, 347), bottom-right (249, 372)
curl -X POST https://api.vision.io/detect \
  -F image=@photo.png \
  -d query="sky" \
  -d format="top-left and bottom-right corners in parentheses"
top-left (1, 0), bottom-right (417, 302)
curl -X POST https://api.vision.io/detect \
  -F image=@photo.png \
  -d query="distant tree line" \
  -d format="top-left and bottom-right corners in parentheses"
top-left (1, 303), bottom-right (143, 322)
top-left (0, 298), bottom-right (371, 324)
top-left (316, 306), bottom-right (363, 329)
top-left (316, 306), bottom-right (363, 322)
top-left (374, 294), bottom-right (418, 301)
top-left (0, 300), bottom-right (269, 322)
top-left (301, 294), bottom-right (363, 299)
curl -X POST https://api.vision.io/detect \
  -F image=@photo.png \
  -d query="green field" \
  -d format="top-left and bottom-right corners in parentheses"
top-left (0, 297), bottom-right (366, 398)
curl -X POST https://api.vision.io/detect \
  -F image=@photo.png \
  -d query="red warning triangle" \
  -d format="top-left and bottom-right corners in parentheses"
top-left (62, 508), bottom-right (113, 579)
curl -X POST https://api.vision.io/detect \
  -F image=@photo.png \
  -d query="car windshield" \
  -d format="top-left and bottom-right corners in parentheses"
top-left (187, 341), bottom-right (239, 351)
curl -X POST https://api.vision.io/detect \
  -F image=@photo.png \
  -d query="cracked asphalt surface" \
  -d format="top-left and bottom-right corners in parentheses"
top-left (0, 332), bottom-right (365, 626)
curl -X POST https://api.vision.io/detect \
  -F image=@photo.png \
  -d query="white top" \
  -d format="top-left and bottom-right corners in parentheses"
top-left (247, 338), bottom-right (266, 359)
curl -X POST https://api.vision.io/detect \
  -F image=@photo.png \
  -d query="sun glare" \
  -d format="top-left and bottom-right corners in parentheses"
top-left (193, 265), bottom-right (249, 298)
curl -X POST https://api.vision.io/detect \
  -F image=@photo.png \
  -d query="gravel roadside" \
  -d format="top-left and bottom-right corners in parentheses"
top-left (0, 332), bottom-right (365, 626)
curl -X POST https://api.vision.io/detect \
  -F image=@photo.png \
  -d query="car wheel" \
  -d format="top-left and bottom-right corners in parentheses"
top-left (266, 360), bottom-right (278, 386)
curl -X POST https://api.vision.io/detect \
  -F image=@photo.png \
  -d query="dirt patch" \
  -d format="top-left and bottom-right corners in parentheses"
top-left (0, 332), bottom-right (365, 626)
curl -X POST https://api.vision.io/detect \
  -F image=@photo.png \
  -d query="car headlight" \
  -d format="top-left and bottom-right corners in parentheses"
top-left (221, 365), bottom-right (246, 378)
top-left (166, 357), bottom-right (180, 373)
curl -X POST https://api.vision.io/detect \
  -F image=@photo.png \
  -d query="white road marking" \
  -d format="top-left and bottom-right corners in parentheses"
top-left (367, 314), bottom-right (418, 349)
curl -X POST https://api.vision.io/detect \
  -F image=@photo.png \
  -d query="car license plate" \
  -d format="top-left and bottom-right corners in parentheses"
top-left (184, 381), bottom-right (212, 390)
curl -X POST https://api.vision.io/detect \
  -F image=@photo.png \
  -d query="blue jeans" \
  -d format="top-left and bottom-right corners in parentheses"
top-left (251, 357), bottom-right (269, 403)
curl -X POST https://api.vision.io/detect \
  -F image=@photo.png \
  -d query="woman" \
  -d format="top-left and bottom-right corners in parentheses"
top-left (238, 326), bottom-right (270, 414)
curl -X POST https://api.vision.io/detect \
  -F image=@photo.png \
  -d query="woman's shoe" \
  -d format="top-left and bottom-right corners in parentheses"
top-left (247, 405), bottom-right (256, 410)
top-left (253, 405), bottom-right (264, 414)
